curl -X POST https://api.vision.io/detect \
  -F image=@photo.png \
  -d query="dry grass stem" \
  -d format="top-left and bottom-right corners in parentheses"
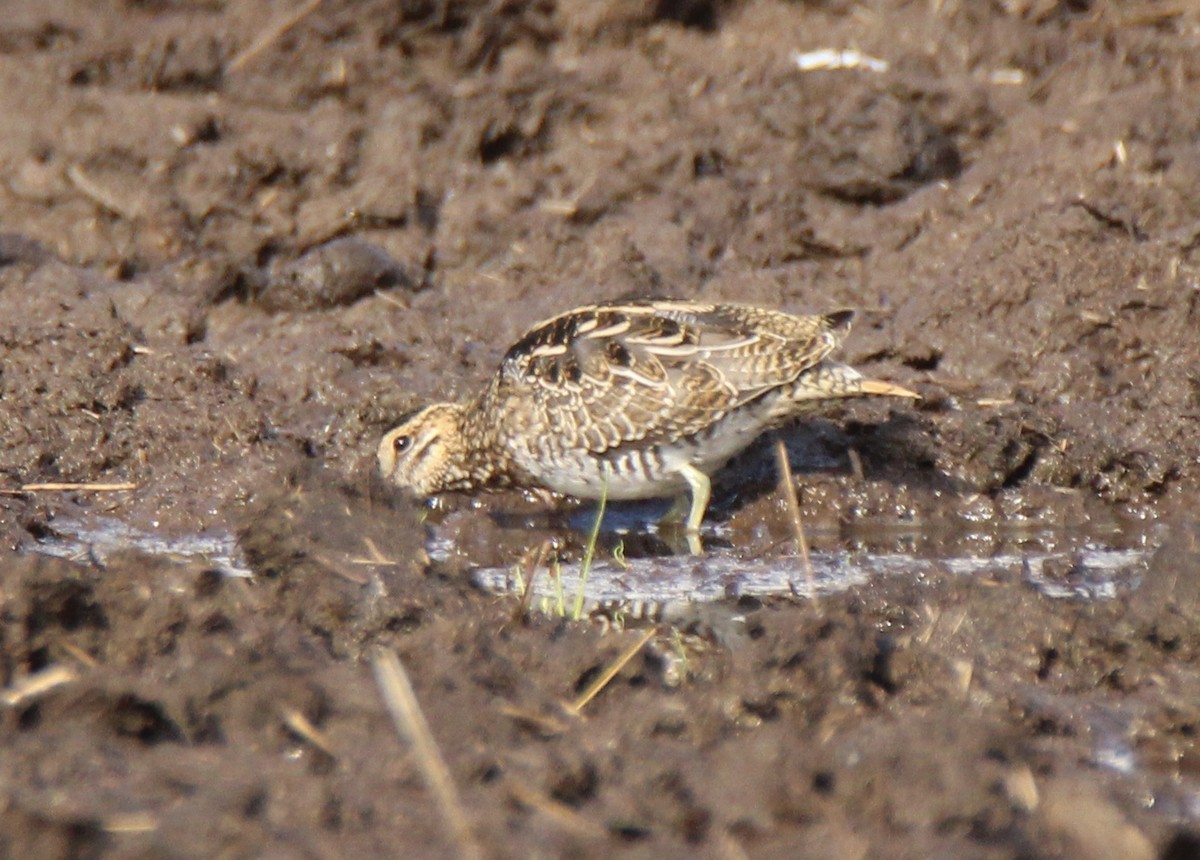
top-left (373, 289), bottom-right (409, 309)
top-left (57, 640), bottom-right (99, 668)
top-left (847, 446), bottom-right (865, 482)
top-left (65, 164), bottom-right (145, 220)
top-left (2, 665), bottom-right (78, 707)
top-left (371, 647), bottom-right (482, 860)
top-left (350, 536), bottom-right (428, 569)
top-left (227, 0), bottom-right (325, 73)
top-left (312, 552), bottom-right (369, 585)
top-left (567, 628), bottom-right (656, 715)
top-left (360, 536), bottom-right (390, 563)
top-left (497, 703), bottom-right (569, 737)
top-left (775, 438), bottom-right (818, 608)
top-left (1, 481), bottom-right (137, 495)
top-left (517, 539), bottom-right (554, 621)
top-left (506, 778), bottom-right (607, 839)
top-left (280, 706), bottom-right (336, 757)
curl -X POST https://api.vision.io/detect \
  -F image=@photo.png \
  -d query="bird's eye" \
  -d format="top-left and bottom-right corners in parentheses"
top-left (393, 434), bottom-right (413, 453)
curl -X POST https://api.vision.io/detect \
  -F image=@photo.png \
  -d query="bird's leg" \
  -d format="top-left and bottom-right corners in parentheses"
top-left (677, 463), bottom-right (711, 533)
top-left (655, 465), bottom-right (711, 555)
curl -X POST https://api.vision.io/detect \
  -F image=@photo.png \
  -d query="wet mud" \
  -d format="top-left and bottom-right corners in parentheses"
top-left (2, 1), bottom-right (1200, 857)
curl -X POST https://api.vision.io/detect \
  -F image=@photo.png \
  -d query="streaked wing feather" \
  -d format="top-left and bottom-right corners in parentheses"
top-left (493, 300), bottom-right (848, 453)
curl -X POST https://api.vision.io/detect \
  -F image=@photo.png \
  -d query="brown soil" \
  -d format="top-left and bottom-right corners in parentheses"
top-left (2, 1), bottom-right (1200, 857)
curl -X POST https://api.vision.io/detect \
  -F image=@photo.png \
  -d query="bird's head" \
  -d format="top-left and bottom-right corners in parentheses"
top-left (377, 403), bottom-right (474, 496)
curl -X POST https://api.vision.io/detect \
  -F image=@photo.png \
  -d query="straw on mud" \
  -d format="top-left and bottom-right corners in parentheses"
top-left (362, 536), bottom-right (386, 562)
top-left (65, 164), bottom-right (144, 220)
top-left (846, 446), bottom-right (865, 482)
top-left (0, 481), bottom-right (137, 495)
top-left (1003, 765), bottom-right (1040, 813)
top-left (549, 559), bottom-right (566, 616)
top-left (57, 639), bottom-right (99, 668)
top-left (312, 551), bottom-right (369, 585)
top-left (517, 539), bottom-right (554, 622)
top-left (349, 535), bottom-right (415, 567)
top-left (506, 778), bottom-right (606, 839)
top-left (2, 665), bottom-right (77, 707)
top-left (497, 703), bottom-right (568, 737)
top-left (774, 438), bottom-right (818, 607)
top-left (566, 628), bottom-right (656, 715)
top-left (952, 659), bottom-right (974, 699)
top-left (374, 289), bottom-right (409, 309)
top-left (227, 0), bottom-right (325, 73)
top-left (370, 647), bottom-right (482, 860)
top-left (280, 705), bottom-right (336, 757)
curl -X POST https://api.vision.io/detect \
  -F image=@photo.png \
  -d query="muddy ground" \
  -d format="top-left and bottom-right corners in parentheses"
top-left (2, 0), bottom-right (1200, 857)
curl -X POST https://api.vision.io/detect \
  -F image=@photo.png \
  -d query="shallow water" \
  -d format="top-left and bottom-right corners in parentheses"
top-left (34, 510), bottom-right (1153, 607)
top-left (470, 543), bottom-right (1151, 620)
top-left (467, 493), bottom-right (1158, 613)
top-left (34, 515), bottom-right (253, 578)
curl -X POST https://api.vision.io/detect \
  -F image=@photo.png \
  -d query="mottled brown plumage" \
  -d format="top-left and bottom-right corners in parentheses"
top-left (379, 299), bottom-right (916, 538)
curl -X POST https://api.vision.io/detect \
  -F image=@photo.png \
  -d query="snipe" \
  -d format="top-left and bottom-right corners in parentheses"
top-left (379, 299), bottom-right (917, 548)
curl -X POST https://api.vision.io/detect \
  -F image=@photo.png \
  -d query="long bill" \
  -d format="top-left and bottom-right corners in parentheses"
top-left (858, 379), bottom-right (921, 399)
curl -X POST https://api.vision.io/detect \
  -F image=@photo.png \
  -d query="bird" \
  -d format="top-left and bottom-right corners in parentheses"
top-left (378, 299), bottom-right (917, 547)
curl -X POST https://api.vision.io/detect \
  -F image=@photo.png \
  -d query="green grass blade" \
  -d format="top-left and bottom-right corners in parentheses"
top-left (572, 466), bottom-right (609, 621)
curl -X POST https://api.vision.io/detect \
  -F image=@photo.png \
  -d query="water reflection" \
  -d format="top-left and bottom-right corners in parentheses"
top-left (471, 544), bottom-right (1150, 614)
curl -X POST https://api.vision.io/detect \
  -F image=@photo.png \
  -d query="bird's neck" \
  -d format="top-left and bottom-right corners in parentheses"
top-left (455, 396), bottom-right (517, 490)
